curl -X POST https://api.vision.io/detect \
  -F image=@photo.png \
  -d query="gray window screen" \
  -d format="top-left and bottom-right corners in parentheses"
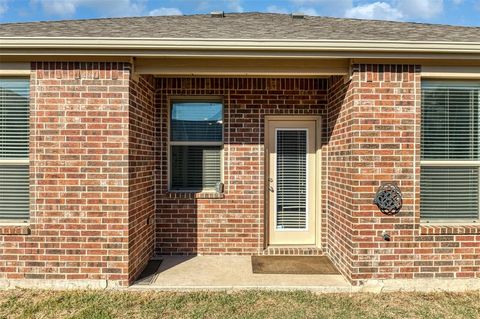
top-left (170, 101), bottom-right (222, 191)
top-left (0, 78), bottom-right (30, 222)
top-left (421, 81), bottom-right (480, 221)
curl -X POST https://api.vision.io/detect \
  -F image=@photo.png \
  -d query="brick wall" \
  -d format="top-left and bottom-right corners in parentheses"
top-left (0, 62), bottom-right (131, 286)
top-left (349, 64), bottom-right (418, 283)
top-left (347, 64), bottom-right (480, 284)
top-left (128, 75), bottom-right (156, 283)
top-left (2, 62), bottom-right (479, 287)
top-left (325, 75), bottom-right (355, 281)
top-left (154, 78), bottom-right (329, 255)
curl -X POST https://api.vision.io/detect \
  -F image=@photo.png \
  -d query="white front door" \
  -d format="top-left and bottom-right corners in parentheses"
top-left (266, 118), bottom-right (319, 246)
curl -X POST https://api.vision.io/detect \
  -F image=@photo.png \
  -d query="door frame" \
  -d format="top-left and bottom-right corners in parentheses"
top-left (264, 115), bottom-right (322, 248)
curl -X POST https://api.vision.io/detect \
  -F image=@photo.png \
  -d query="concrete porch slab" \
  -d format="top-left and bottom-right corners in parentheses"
top-left (130, 255), bottom-right (352, 292)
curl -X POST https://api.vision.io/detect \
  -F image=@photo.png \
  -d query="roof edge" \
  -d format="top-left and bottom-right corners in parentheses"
top-left (1, 37), bottom-right (480, 56)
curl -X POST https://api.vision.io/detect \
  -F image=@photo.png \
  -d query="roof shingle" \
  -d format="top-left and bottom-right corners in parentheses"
top-left (0, 13), bottom-right (479, 42)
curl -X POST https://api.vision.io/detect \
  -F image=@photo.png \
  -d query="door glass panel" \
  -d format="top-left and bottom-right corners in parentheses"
top-left (276, 129), bottom-right (307, 230)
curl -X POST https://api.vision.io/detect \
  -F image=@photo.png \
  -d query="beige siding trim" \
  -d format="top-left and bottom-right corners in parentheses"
top-left (1, 37), bottom-right (479, 51)
top-left (0, 62), bottom-right (30, 76)
top-left (421, 66), bottom-right (480, 79)
top-left (0, 222), bottom-right (29, 226)
top-left (2, 50), bottom-right (480, 61)
top-left (353, 58), bottom-right (480, 66)
top-left (0, 159), bottom-right (29, 165)
top-left (421, 160), bottom-right (480, 166)
top-left (1, 38), bottom-right (479, 59)
top-left (0, 56), bottom-right (132, 62)
top-left (135, 58), bottom-right (349, 77)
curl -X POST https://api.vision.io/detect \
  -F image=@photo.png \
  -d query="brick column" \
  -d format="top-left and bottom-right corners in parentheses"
top-left (349, 64), bottom-right (420, 284)
top-left (326, 75), bottom-right (357, 282)
top-left (128, 75), bottom-right (156, 283)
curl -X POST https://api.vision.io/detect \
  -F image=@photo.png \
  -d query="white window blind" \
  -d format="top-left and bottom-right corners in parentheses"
top-left (421, 167), bottom-right (479, 220)
top-left (0, 78), bottom-right (30, 222)
top-left (276, 129), bottom-right (307, 229)
top-left (422, 85), bottom-right (479, 160)
top-left (421, 81), bottom-right (480, 222)
top-left (170, 101), bottom-right (222, 191)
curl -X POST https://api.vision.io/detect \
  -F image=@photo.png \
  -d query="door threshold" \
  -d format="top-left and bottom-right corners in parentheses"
top-left (267, 245), bottom-right (319, 248)
top-left (262, 245), bottom-right (324, 256)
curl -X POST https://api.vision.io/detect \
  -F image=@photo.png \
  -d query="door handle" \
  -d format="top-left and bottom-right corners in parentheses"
top-left (269, 186), bottom-right (274, 192)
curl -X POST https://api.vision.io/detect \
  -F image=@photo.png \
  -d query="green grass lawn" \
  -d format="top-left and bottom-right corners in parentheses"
top-left (0, 289), bottom-right (479, 319)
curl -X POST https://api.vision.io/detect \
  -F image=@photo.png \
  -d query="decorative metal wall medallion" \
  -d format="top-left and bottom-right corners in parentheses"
top-left (373, 182), bottom-right (403, 216)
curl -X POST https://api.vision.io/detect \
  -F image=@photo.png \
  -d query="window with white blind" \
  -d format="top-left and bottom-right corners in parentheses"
top-left (421, 81), bottom-right (480, 222)
top-left (169, 101), bottom-right (223, 192)
top-left (0, 78), bottom-right (30, 222)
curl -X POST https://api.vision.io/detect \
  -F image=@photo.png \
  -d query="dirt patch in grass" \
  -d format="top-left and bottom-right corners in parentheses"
top-left (0, 289), bottom-right (479, 319)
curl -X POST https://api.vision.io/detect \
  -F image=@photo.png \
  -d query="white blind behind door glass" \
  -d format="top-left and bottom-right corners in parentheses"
top-left (276, 129), bottom-right (307, 230)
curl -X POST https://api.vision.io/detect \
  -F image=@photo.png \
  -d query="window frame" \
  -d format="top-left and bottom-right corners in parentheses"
top-left (167, 96), bottom-right (224, 193)
top-left (420, 80), bottom-right (480, 224)
top-left (0, 76), bottom-right (30, 224)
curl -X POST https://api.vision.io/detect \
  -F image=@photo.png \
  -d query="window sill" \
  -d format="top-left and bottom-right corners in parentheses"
top-left (420, 224), bottom-right (480, 235)
top-left (0, 224), bottom-right (31, 235)
top-left (165, 192), bottom-right (225, 199)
